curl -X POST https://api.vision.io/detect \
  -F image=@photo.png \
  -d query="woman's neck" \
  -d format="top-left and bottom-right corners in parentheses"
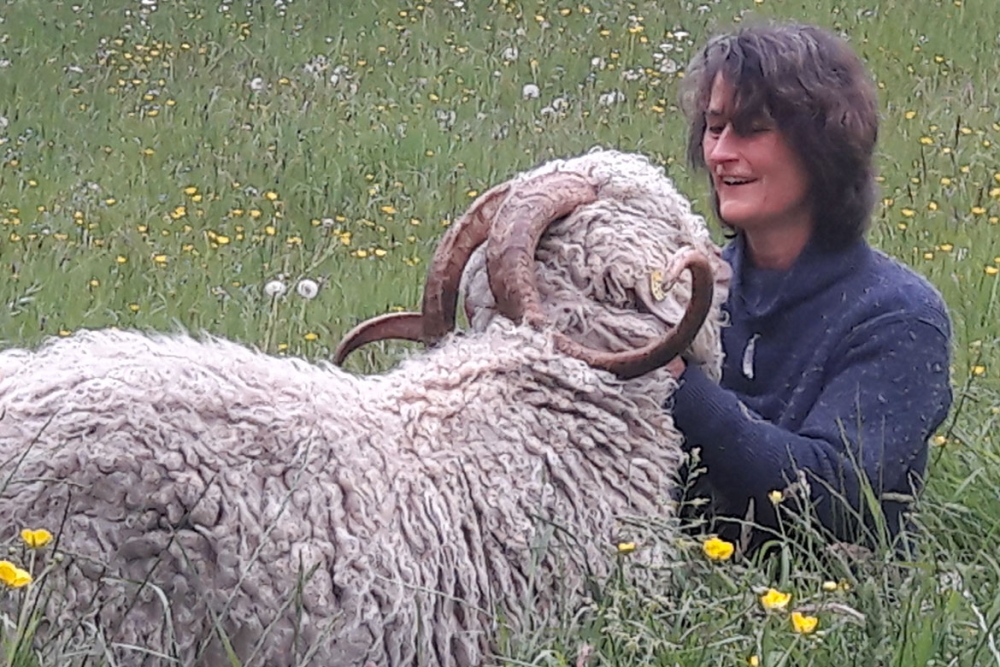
top-left (744, 223), bottom-right (813, 271)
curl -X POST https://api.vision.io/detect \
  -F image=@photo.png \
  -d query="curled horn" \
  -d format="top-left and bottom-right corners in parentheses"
top-left (486, 172), bottom-right (714, 379)
top-left (333, 182), bottom-right (512, 366)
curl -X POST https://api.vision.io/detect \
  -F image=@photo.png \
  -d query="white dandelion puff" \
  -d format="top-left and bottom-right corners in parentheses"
top-left (296, 279), bottom-right (320, 299)
top-left (521, 83), bottom-right (540, 100)
top-left (263, 280), bottom-right (287, 297)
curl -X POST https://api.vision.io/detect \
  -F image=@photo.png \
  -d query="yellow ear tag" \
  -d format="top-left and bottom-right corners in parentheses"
top-left (649, 269), bottom-right (666, 301)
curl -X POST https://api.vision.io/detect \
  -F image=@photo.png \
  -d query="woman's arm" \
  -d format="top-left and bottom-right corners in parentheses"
top-left (671, 313), bottom-right (952, 544)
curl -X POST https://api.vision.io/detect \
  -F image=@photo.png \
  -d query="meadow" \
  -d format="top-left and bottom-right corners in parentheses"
top-left (0, 0), bottom-right (998, 664)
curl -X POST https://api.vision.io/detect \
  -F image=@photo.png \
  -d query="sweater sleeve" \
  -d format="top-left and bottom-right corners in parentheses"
top-left (671, 312), bottom-right (952, 543)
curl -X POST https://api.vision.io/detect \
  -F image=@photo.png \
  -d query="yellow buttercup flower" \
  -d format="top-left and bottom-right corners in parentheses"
top-left (702, 536), bottom-right (734, 561)
top-left (21, 528), bottom-right (52, 549)
top-left (759, 588), bottom-right (792, 611)
top-left (791, 611), bottom-right (819, 634)
top-left (617, 541), bottom-right (637, 554)
top-left (0, 560), bottom-right (32, 588)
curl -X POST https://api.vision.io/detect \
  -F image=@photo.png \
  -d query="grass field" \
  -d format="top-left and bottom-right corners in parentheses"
top-left (0, 0), bottom-right (999, 664)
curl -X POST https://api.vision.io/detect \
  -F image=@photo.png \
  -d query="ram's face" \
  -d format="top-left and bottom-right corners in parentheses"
top-left (462, 207), bottom-right (726, 345)
top-left (338, 150), bottom-right (726, 380)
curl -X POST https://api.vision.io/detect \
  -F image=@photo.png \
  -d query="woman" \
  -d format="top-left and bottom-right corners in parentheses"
top-left (669, 22), bottom-right (952, 554)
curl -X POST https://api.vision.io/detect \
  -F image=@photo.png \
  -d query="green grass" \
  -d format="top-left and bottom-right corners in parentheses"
top-left (0, 0), bottom-right (998, 664)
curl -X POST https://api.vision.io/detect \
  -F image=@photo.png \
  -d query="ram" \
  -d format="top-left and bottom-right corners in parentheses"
top-left (0, 150), bottom-right (728, 666)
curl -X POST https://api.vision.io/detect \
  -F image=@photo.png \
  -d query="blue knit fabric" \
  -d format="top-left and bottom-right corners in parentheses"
top-left (672, 234), bottom-right (952, 548)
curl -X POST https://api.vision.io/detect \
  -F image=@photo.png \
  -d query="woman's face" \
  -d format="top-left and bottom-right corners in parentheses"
top-left (702, 74), bottom-right (813, 236)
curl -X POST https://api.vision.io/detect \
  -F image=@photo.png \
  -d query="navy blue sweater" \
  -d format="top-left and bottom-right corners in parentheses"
top-left (672, 235), bottom-right (952, 548)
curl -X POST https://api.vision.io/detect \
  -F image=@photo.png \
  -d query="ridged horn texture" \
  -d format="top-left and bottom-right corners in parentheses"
top-left (420, 182), bottom-right (513, 342)
top-left (332, 312), bottom-right (424, 366)
top-left (487, 173), bottom-right (714, 379)
top-left (332, 182), bottom-right (512, 366)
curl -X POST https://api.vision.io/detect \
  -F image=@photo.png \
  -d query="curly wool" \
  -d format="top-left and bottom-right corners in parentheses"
top-left (462, 148), bottom-right (730, 381)
top-left (0, 150), bottom-right (726, 666)
top-left (0, 326), bottom-right (680, 666)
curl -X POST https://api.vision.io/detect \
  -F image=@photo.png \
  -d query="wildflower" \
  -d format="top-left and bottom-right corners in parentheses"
top-left (183, 186), bottom-right (198, 196)
top-left (759, 588), bottom-right (791, 611)
top-left (933, 434), bottom-right (947, 446)
top-left (263, 280), bottom-right (287, 297)
top-left (0, 561), bottom-right (32, 588)
top-left (768, 489), bottom-right (784, 504)
top-left (791, 611), bottom-right (819, 634)
top-left (264, 190), bottom-right (279, 201)
top-left (940, 243), bottom-right (953, 252)
top-left (380, 205), bottom-right (397, 215)
top-left (987, 266), bottom-right (999, 276)
top-left (972, 365), bottom-right (986, 376)
top-left (21, 528), bottom-right (52, 549)
top-left (904, 110), bottom-right (916, 119)
top-left (296, 279), bottom-right (319, 299)
top-left (304, 332), bottom-right (319, 342)
top-left (153, 254), bottom-right (168, 264)
top-left (748, 657), bottom-right (760, 667)
top-left (617, 541), bottom-right (636, 554)
top-left (972, 206), bottom-right (987, 215)
top-left (822, 580), bottom-right (839, 592)
top-left (702, 536), bottom-right (734, 561)
top-left (521, 83), bottom-right (540, 99)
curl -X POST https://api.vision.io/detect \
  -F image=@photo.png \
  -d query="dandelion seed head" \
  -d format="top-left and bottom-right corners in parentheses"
top-left (296, 278), bottom-right (319, 299)
top-left (264, 280), bottom-right (287, 297)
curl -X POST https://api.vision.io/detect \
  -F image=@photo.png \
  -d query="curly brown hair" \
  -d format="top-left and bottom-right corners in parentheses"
top-left (679, 22), bottom-right (879, 250)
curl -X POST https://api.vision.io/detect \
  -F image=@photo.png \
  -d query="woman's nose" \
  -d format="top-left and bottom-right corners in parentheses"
top-left (706, 126), bottom-right (738, 164)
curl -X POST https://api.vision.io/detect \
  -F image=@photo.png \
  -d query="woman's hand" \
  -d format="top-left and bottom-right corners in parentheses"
top-left (666, 356), bottom-right (687, 379)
